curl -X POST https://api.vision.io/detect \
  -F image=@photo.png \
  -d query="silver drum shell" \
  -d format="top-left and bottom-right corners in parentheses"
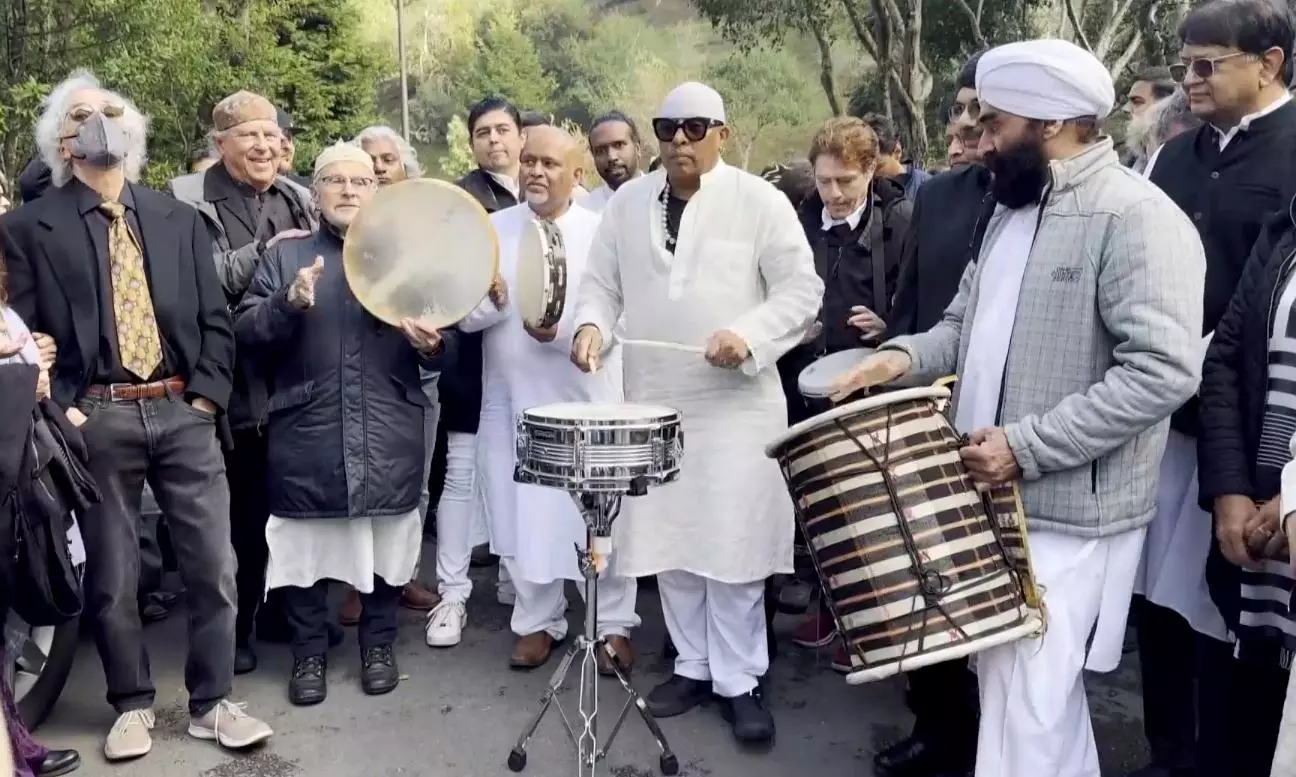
top-left (515, 411), bottom-right (684, 493)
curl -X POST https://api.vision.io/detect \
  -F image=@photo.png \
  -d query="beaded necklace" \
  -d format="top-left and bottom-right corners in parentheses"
top-left (659, 182), bottom-right (678, 252)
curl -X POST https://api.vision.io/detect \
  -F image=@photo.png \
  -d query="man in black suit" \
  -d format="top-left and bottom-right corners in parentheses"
top-left (0, 71), bottom-right (272, 762)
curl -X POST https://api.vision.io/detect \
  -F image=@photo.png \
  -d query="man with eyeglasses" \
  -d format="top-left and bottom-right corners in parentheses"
top-left (571, 81), bottom-right (823, 745)
top-left (1139, 3), bottom-right (1296, 776)
top-left (234, 142), bottom-right (454, 707)
top-left (168, 90), bottom-right (317, 678)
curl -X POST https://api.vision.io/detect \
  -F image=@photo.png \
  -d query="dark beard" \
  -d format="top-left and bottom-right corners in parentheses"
top-left (986, 131), bottom-right (1048, 209)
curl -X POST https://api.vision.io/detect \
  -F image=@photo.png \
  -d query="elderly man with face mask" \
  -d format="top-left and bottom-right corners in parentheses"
top-left (233, 142), bottom-right (454, 707)
top-left (571, 82), bottom-right (822, 745)
top-left (169, 90), bottom-right (317, 676)
top-left (0, 69), bottom-right (268, 761)
top-left (832, 40), bottom-right (1205, 777)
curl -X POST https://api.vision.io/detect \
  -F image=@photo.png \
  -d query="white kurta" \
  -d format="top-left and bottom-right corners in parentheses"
top-left (578, 184), bottom-right (615, 214)
top-left (463, 202), bottom-right (624, 584)
top-left (573, 163), bottom-right (823, 583)
top-left (264, 508), bottom-right (423, 593)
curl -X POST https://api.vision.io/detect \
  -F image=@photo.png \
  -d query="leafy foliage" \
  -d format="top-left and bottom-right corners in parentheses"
top-left (438, 115), bottom-right (475, 179)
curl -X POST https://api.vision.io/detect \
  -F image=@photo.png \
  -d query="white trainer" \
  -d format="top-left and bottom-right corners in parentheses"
top-left (425, 599), bottom-right (467, 648)
top-left (104, 708), bottom-right (155, 761)
top-left (188, 699), bottom-right (273, 749)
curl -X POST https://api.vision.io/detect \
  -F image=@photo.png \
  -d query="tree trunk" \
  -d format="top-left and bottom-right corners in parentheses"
top-left (802, 0), bottom-right (843, 115)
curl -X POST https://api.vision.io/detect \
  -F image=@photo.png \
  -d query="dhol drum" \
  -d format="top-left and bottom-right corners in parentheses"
top-left (516, 218), bottom-right (567, 329)
top-left (515, 403), bottom-right (683, 496)
top-left (765, 385), bottom-right (1042, 684)
top-left (797, 347), bottom-right (875, 414)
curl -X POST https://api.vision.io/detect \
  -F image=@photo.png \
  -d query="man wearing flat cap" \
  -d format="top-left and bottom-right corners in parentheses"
top-left (234, 142), bottom-right (455, 706)
top-left (571, 81), bottom-right (823, 745)
top-left (832, 39), bottom-right (1206, 777)
top-left (169, 89), bottom-right (316, 676)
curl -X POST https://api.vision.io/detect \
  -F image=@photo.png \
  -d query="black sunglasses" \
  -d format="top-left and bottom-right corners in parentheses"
top-left (652, 117), bottom-right (724, 143)
top-left (1169, 51), bottom-right (1253, 82)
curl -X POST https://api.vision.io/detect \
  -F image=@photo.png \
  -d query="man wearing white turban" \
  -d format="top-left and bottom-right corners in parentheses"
top-left (570, 81), bottom-right (823, 745)
top-left (831, 40), bottom-right (1207, 777)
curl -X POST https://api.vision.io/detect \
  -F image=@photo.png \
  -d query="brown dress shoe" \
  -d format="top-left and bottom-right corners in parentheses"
top-left (597, 635), bottom-right (635, 677)
top-left (509, 633), bottom-right (556, 669)
top-left (339, 588), bottom-right (362, 626)
top-left (400, 581), bottom-right (441, 611)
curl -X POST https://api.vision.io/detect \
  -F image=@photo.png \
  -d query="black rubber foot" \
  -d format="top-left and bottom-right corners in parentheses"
top-left (660, 753), bottom-right (679, 775)
top-left (507, 749), bottom-right (527, 772)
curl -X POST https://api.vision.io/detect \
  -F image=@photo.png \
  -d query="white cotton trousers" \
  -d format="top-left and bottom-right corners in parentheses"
top-left (657, 570), bottom-right (767, 698)
top-left (503, 557), bottom-right (639, 640)
top-left (435, 432), bottom-right (488, 603)
top-left (975, 528), bottom-right (1145, 777)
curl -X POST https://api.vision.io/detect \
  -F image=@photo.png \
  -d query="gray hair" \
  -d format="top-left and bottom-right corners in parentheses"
top-left (353, 125), bottom-right (421, 178)
top-left (35, 70), bottom-right (149, 188)
top-left (1151, 90), bottom-right (1201, 149)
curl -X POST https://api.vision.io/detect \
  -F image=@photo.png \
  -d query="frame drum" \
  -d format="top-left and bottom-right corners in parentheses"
top-left (516, 219), bottom-right (567, 329)
top-left (343, 178), bottom-right (499, 328)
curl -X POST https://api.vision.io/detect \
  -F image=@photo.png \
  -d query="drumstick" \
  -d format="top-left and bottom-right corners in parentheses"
top-left (620, 338), bottom-right (707, 354)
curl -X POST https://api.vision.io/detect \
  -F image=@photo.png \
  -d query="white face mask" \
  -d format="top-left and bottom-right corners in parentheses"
top-left (69, 112), bottom-right (131, 169)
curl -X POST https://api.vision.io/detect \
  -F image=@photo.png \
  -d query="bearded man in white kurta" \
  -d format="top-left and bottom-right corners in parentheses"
top-left (831, 41), bottom-right (1205, 777)
top-left (460, 126), bottom-right (640, 672)
top-left (571, 82), bottom-right (823, 745)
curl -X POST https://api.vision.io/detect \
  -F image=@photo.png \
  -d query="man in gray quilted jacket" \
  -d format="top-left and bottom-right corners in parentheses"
top-left (831, 40), bottom-right (1204, 777)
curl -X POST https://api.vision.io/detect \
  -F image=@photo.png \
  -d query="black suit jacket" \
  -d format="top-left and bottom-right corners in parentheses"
top-left (0, 182), bottom-right (234, 410)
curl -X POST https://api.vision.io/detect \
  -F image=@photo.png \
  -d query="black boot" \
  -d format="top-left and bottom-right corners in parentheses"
top-left (874, 734), bottom-right (960, 777)
top-left (288, 655), bottom-right (327, 706)
top-left (645, 674), bottom-right (709, 718)
top-left (719, 687), bottom-right (775, 745)
top-left (36, 749), bottom-right (80, 776)
top-left (361, 644), bottom-right (399, 695)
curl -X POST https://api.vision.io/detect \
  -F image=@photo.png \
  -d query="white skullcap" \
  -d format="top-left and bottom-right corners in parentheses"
top-left (976, 39), bottom-right (1116, 121)
top-left (658, 82), bottom-right (726, 123)
top-left (313, 141), bottom-right (374, 178)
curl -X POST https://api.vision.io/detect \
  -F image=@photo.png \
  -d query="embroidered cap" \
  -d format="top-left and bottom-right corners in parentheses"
top-left (212, 91), bottom-right (278, 132)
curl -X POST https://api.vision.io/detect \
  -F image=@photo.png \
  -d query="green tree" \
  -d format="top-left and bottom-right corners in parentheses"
top-left (707, 47), bottom-right (822, 169)
top-left (438, 114), bottom-right (475, 179)
top-left (450, 9), bottom-right (557, 112)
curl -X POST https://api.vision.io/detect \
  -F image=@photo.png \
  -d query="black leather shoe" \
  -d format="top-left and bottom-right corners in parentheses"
top-left (645, 675), bottom-right (709, 718)
top-left (719, 687), bottom-right (775, 745)
top-left (37, 749), bottom-right (80, 776)
top-left (874, 734), bottom-right (965, 777)
top-left (234, 643), bottom-right (258, 675)
top-left (361, 644), bottom-right (399, 695)
top-left (138, 599), bottom-right (169, 624)
top-left (288, 655), bottom-right (327, 706)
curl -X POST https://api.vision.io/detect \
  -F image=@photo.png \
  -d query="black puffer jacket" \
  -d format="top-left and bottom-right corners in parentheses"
top-left (233, 227), bottom-right (456, 519)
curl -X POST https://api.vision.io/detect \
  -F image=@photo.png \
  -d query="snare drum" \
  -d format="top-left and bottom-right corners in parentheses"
top-left (515, 403), bottom-right (683, 495)
top-left (765, 385), bottom-right (1042, 684)
top-left (516, 219), bottom-right (567, 329)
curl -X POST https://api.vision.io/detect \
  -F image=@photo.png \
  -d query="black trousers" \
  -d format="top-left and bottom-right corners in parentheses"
top-left (1133, 597), bottom-right (1201, 772)
top-left (225, 427), bottom-right (286, 644)
top-left (1196, 639), bottom-right (1287, 777)
top-left (906, 659), bottom-right (979, 766)
top-left (283, 577), bottom-right (400, 660)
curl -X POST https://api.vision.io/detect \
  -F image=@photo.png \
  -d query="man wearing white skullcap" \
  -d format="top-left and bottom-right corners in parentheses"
top-left (831, 39), bottom-right (1207, 777)
top-left (233, 141), bottom-right (456, 708)
top-left (571, 81), bottom-right (823, 744)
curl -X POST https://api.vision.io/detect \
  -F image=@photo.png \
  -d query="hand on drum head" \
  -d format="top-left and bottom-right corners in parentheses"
top-left (489, 274), bottom-right (509, 310)
top-left (400, 316), bottom-right (445, 355)
top-left (704, 329), bottom-right (749, 369)
top-left (827, 349), bottom-right (911, 403)
top-left (959, 427), bottom-right (1022, 491)
top-left (524, 321), bottom-right (558, 343)
top-left (288, 256), bottom-right (325, 310)
top-left (571, 325), bottom-right (604, 373)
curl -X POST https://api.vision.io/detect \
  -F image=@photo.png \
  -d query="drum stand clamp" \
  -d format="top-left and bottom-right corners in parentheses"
top-left (507, 491), bottom-right (680, 777)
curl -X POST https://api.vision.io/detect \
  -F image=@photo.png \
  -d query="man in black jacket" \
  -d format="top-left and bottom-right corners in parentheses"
top-left (1139, 4), bottom-right (1296, 776)
top-left (0, 71), bottom-right (271, 761)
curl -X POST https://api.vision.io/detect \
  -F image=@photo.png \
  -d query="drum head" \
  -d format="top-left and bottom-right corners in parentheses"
top-left (797, 348), bottom-right (876, 398)
top-left (516, 220), bottom-right (551, 327)
top-left (764, 385), bottom-right (951, 457)
top-left (343, 179), bottom-right (498, 328)
top-left (525, 402), bottom-right (679, 421)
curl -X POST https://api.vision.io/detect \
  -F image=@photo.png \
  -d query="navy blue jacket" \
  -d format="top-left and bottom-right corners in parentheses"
top-left (234, 227), bottom-right (455, 519)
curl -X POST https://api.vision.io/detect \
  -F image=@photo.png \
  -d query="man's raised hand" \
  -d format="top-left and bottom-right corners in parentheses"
top-left (288, 256), bottom-right (325, 310)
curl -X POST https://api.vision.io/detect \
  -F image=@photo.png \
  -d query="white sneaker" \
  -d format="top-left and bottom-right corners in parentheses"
top-left (188, 699), bottom-right (273, 749)
top-left (496, 580), bottom-right (516, 606)
top-left (425, 599), bottom-right (467, 647)
top-left (104, 708), bottom-right (155, 761)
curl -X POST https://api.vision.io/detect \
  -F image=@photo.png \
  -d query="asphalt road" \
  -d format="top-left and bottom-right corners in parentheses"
top-left (36, 556), bottom-right (1149, 777)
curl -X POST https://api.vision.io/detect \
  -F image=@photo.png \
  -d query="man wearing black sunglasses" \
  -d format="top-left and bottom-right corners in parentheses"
top-left (570, 81), bottom-right (823, 747)
top-left (1139, 3), bottom-right (1296, 777)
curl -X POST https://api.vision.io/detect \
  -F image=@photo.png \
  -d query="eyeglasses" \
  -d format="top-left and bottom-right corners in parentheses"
top-left (651, 117), bottom-right (724, 143)
top-left (947, 99), bottom-right (981, 123)
top-left (1170, 51), bottom-right (1253, 82)
top-left (318, 175), bottom-right (376, 190)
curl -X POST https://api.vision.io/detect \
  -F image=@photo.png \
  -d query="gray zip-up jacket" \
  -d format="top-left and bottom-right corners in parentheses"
top-left (885, 139), bottom-right (1205, 537)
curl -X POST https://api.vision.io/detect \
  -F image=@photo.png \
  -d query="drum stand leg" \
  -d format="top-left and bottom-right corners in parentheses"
top-left (507, 493), bottom-right (680, 777)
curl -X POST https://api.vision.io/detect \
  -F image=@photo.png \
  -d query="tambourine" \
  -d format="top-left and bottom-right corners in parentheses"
top-left (515, 218), bottom-right (567, 329)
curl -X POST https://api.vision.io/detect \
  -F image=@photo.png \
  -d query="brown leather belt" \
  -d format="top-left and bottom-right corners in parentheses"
top-left (86, 377), bottom-right (186, 402)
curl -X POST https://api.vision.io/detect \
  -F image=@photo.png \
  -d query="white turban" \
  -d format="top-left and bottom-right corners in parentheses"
top-left (976, 39), bottom-right (1116, 121)
top-left (658, 82), bottom-right (726, 124)
top-left (313, 141), bottom-right (374, 178)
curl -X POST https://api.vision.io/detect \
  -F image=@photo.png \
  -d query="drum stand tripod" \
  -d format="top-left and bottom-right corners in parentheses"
top-left (506, 491), bottom-right (679, 777)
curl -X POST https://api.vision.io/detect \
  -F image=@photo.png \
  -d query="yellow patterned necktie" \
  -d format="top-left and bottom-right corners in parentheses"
top-left (99, 201), bottom-right (162, 379)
